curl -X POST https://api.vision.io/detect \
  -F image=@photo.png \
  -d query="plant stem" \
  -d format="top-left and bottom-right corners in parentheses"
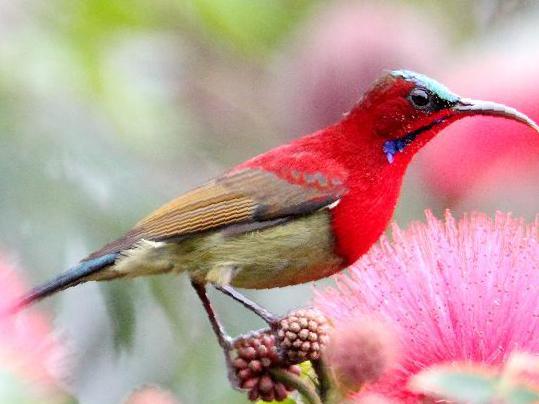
top-left (312, 359), bottom-right (345, 404)
top-left (269, 368), bottom-right (323, 404)
top-left (312, 360), bottom-right (330, 401)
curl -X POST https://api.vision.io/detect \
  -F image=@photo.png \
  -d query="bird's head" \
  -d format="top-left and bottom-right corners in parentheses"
top-left (351, 70), bottom-right (539, 164)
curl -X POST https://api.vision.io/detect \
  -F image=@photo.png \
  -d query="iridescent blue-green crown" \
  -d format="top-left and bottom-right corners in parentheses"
top-left (391, 70), bottom-right (459, 103)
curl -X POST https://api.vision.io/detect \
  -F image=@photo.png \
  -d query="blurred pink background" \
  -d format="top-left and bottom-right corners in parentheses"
top-left (0, 1), bottom-right (537, 403)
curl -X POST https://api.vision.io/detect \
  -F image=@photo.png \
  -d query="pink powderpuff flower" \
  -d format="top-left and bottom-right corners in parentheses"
top-left (314, 211), bottom-right (539, 402)
top-left (0, 253), bottom-right (66, 399)
top-left (124, 385), bottom-right (180, 404)
top-left (351, 393), bottom-right (397, 404)
top-left (324, 317), bottom-right (398, 394)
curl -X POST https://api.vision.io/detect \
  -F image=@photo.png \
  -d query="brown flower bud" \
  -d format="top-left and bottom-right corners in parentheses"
top-left (232, 331), bottom-right (301, 402)
top-left (277, 308), bottom-right (331, 363)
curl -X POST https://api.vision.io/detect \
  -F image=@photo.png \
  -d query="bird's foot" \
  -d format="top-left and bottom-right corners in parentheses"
top-left (190, 281), bottom-right (241, 389)
top-left (214, 284), bottom-right (277, 327)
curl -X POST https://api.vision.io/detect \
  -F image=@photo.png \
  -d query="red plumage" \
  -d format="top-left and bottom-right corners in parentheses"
top-left (18, 70), bottom-right (538, 307)
top-left (237, 77), bottom-right (419, 264)
top-left (233, 71), bottom-right (537, 266)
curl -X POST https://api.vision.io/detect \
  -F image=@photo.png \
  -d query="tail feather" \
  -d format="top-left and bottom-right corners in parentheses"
top-left (13, 253), bottom-right (119, 312)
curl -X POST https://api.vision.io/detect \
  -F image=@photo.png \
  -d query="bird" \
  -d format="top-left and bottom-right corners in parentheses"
top-left (13, 70), bottom-right (538, 361)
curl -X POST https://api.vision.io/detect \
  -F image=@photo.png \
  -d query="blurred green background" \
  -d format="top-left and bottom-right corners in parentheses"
top-left (1, 0), bottom-right (538, 403)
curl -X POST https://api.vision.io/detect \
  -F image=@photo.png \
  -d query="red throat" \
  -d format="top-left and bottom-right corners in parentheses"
top-left (238, 113), bottom-right (411, 266)
top-left (324, 117), bottom-right (410, 264)
top-left (236, 76), bottom-right (453, 266)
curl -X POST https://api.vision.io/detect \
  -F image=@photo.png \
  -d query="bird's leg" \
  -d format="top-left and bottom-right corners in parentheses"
top-left (214, 285), bottom-right (278, 328)
top-left (191, 281), bottom-right (239, 388)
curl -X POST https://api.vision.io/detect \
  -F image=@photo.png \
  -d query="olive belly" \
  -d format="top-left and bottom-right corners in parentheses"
top-left (104, 210), bottom-right (344, 289)
top-left (106, 209), bottom-right (339, 289)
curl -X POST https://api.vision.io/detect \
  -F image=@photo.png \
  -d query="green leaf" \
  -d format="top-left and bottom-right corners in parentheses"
top-left (409, 364), bottom-right (498, 403)
top-left (256, 398), bottom-right (297, 404)
top-left (300, 361), bottom-right (316, 379)
top-left (185, 0), bottom-right (313, 55)
top-left (0, 370), bottom-right (74, 404)
top-left (498, 352), bottom-right (539, 403)
top-left (102, 281), bottom-right (137, 350)
top-left (502, 385), bottom-right (539, 404)
top-left (147, 276), bottom-right (190, 338)
top-left (44, 0), bottom-right (167, 94)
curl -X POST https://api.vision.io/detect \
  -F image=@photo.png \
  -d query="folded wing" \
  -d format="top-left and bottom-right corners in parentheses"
top-left (85, 166), bottom-right (347, 260)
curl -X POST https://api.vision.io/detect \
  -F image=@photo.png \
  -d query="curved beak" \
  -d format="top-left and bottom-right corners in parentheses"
top-left (453, 98), bottom-right (539, 133)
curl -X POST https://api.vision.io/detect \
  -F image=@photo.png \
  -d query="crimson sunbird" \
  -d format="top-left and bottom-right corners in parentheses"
top-left (14, 70), bottom-right (538, 358)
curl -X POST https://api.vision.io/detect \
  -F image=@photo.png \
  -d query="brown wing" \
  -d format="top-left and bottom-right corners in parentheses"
top-left (85, 168), bottom-right (347, 260)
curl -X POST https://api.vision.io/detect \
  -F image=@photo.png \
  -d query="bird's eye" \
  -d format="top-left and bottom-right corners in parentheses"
top-left (409, 88), bottom-right (432, 109)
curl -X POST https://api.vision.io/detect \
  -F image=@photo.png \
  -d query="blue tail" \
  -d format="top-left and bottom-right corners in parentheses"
top-left (14, 253), bottom-right (119, 311)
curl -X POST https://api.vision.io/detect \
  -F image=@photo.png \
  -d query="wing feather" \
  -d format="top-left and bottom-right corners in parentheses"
top-left (85, 167), bottom-right (347, 260)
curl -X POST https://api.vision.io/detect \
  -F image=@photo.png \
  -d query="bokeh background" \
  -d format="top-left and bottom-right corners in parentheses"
top-left (1, 0), bottom-right (538, 403)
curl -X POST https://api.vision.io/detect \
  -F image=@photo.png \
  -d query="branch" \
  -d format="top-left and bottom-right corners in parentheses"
top-left (312, 359), bottom-right (346, 404)
top-left (269, 368), bottom-right (323, 404)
